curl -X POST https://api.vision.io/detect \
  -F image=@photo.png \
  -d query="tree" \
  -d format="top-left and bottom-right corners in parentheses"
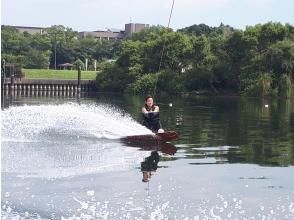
top-left (73, 59), bottom-right (85, 70)
top-left (45, 25), bottom-right (79, 68)
top-left (23, 49), bottom-right (51, 69)
top-left (1, 25), bottom-right (51, 68)
top-left (159, 31), bottom-right (193, 74)
top-left (265, 40), bottom-right (294, 79)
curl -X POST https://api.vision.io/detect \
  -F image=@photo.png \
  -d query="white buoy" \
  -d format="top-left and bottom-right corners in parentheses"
top-left (169, 103), bottom-right (173, 107)
top-left (265, 104), bottom-right (269, 108)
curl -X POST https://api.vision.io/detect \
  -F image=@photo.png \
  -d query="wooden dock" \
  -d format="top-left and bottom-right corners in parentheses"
top-left (1, 78), bottom-right (96, 97)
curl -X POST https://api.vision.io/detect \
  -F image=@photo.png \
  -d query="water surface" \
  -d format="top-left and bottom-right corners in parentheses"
top-left (1, 94), bottom-right (294, 219)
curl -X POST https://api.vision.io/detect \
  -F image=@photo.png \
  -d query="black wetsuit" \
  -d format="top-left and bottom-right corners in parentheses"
top-left (142, 105), bottom-right (162, 133)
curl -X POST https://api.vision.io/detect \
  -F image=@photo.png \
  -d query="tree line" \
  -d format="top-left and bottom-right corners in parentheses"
top-left (96, 22), bottom-right (294, 97)
top-left (1, 22), bottom-right (294, 97)
top-left (1, 25), bottom-right (117, 70)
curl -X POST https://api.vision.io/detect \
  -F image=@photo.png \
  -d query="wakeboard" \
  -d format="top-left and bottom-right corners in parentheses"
top-left (120, 140), bottom-right (177, 155)
top-left (123, 131), bottom-right (178, 143)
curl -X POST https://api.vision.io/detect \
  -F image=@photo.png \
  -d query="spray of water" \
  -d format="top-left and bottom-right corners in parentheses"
top-left (1, 103), bottom-right (152, 178)
top-left (1, 103), bottom-right (152, 142)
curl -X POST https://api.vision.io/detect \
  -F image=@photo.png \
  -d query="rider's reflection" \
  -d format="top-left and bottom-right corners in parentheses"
top-left (141, 151), bottom-right (160, 182)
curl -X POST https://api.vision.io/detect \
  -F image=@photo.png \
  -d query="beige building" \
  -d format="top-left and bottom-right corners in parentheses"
top-left (12, 26), bottom-right (45, 35)
top-left (124, 23), bottom-right (149, 36)
top-left (79, 23), bottom-right (149, 39)
top-left (10, 23), bottom-right (149, 40)
top-left (79, 28), bottom-right (125, 40)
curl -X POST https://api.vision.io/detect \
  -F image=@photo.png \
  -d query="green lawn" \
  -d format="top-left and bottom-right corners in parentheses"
top-left (23, 69), bottom-right (98, 80)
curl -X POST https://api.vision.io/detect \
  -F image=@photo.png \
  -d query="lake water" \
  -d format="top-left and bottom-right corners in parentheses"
top-left (1, 94), bottom-right (294, 219)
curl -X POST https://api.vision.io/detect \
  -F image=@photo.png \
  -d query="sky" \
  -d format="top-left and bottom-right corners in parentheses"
top-left (1, 0), bottom-right (294, 31)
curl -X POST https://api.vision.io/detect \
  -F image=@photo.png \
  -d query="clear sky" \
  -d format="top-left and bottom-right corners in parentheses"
top-left (1, 0), bottom-right (294, 31)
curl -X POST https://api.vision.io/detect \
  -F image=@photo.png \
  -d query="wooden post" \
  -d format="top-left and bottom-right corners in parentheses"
top-left (77, 66), bottom-right (81, 96)
top-left (10, 65), bottom-right (15, 96)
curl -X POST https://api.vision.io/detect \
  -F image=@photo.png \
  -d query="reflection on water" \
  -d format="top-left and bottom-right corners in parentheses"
top-left (141, 151), bottom-right (160, 183)
top-left (1, 94), bottom-right (294, 219)
top-left (121, 137), bottom-right (177, 156)
top-left (2, 140), bottom-right (150, 178)
top-left (158, 96), bottom-right (294, 167)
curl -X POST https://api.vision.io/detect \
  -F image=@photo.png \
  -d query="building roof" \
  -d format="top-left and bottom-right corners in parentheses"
top-left (58, 63), bottom-right (73, 67)
top-left (10, 25), bottom-right (44, 29)
top-left (92, 27), bottom-right (123, 33)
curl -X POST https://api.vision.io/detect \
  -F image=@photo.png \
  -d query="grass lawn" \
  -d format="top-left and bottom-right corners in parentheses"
top-left (23, 69), bottom-right (98, 80)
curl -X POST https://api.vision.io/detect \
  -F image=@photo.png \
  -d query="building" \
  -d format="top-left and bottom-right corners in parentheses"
top-left (11, 26), bottom-right (45, 35)
top-left (10, 23), bottom-right (149, 40)
top-left (79, 23), bottom-right (149, 40)
top-left (79, 28), bottom-right (125, 40)
top-left (124, 23), bottom-right (149, 36)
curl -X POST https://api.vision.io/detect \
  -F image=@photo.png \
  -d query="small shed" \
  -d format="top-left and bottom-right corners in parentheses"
top-left (58, 63), bottom-right (73, 70)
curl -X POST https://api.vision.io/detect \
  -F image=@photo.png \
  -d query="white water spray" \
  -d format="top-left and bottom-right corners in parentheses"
top-left (1, 103), bottom-right (152, 178)
top-left (1, 103), bottom-right (152, 142)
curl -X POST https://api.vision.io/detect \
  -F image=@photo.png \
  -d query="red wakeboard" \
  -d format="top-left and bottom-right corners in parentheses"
top-left (123, 131), bottom-right (178, 143)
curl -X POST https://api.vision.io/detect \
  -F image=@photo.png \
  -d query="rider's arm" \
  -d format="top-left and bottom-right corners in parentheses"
top-left (142, 107), bottom-right (149, 114)
top-left (153, 105), bottom-right (159, 112)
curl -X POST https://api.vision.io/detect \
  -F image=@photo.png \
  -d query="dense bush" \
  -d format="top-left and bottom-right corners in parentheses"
top-left (243, 73), bottom-right (273, 97)
top-left (96, 64), bottom-right (130, 92)
top-left (73, 59), bottom-right (85, 70)
top-left (23, 49), bottom-right (51, 69)
top-left (278, 74), bottom-right (292, 98)
top-left (127, 73), bottom-right (158, 94)
top-left (157, 70), bottom-right (184, 93)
